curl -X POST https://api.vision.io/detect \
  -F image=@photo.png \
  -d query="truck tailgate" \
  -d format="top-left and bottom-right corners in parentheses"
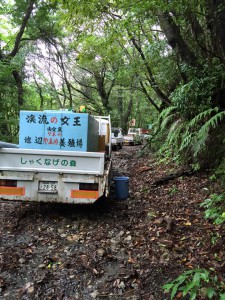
top-left (0, 148), bottom-right (105, 175)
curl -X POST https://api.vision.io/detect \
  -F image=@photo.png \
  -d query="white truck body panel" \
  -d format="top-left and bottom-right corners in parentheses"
top-left (0, 115), bottom-right (112, 204)
top-left (0, 148), bottom-right (105, 174)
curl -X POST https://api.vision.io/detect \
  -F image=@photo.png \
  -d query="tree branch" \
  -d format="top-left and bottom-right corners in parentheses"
top-left (131, 36), bottom-right (171, 106)
top-left (9, 0), bottom-right (35, 58)
top-left (139, 80), bottom-right (161, 112)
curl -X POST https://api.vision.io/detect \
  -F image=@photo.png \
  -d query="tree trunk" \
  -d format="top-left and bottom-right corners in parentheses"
top-left (94, 69), bottom-right (115, 113)
top-left (118, 91), bottom-right (133, 134)
top-left (33, 75), bottom-right (44, 110)
top-left (12, 70), bottom-right (23, 105)
top-left (206, 0), bottom-right (225, 64)
top-left (123, 97), bottom-right (133, 133)
top-left (158, 12), bottom-right (197, 66)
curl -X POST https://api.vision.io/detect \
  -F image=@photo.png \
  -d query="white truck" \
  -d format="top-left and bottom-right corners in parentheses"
top-left (111, 127), bottom-right (124, 150)
top-left (0, 113), bottom-right (112, 205)
top-left (124, 127), bottom-right (145, 145)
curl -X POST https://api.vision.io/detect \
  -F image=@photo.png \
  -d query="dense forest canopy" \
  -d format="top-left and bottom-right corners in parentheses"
top-left (0, 0), bottom-right (225, 171)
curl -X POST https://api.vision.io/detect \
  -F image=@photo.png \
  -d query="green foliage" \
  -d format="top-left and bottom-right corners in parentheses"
top-left (200, 193), bottom-right (225, 225)
top-left (153, 106), bottom-right (186, 164)
top-left (169, 185), bottom-right (178, 196)
top-left (159, 106), bottom-right (178, 130)
top-left (211, 232), bottom-right (221, 246)
top-left (0, 0), bottom-right (225, 164)
top-left (172, 62), bottom-right (225, 118)
top-left (210, 157), bottom-right (225, 186)
top-left (163, 268), bottom-right (225, 300)
top-left (156, 105), bottom-right (225, 168)
top-left (172, 78), bottom-right (211, 118)
top-left (180, 108), bottom-right (225, 157)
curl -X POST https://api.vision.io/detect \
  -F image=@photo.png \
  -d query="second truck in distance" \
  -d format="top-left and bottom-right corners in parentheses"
top-left (124, 128), bottom-right (145, 145)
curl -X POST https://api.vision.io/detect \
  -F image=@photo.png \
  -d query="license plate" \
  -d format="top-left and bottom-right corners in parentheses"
top-left (39, 181), bottom-right (57, 191)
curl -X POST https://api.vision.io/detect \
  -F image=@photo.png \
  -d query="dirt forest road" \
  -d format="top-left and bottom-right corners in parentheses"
top-left (0, 145), bottom-right (220, 300)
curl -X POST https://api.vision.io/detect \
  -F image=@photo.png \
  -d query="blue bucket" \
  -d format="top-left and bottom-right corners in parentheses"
top-left (113, 176), bottom-right (129, 199)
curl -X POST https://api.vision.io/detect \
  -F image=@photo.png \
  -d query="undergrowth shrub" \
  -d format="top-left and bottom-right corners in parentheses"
top-left (154, 106), bottom-right (225, 170)
top-left (213, 158), bottom-right (225, 185)
top-left (200, 193), bottom-right (225, 225)
top-left (163, 193), bottom-right (225, 299)
top-left (163, 268), bottom-right (225, 300)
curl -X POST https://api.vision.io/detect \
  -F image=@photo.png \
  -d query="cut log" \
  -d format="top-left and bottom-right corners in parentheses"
top-left (152, 169), bottom-right (194, 186)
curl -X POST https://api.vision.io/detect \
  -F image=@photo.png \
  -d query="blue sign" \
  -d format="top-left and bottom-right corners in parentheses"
top-left (19, 111), bottom-right (98, 152)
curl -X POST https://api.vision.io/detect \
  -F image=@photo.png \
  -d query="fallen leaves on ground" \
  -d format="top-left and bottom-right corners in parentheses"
top-left (0, 145), bottom-right (223, 299)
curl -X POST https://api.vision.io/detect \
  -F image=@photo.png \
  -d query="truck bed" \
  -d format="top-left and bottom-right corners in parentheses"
top-left (0, 148), bottom-right (111, 204)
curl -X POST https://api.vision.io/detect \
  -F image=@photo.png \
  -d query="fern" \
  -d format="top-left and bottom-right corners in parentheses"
top-left (179, 133), bottom-right (195, 152)
top-left (159, 106), bottom-right (178, 130)
top-left (158, 106), bottom-right (182, 146)
top-left (188, 107), bottom-right (219, 129)
top-left (193, 135), bottom-right (207, 157)
top-left (159, 106), bottom-right (177, 119)
top-left (167, 119), bottom-right (184, 145)
top-left (204, 111), bottom-right (225, 129)
top-left (158, 106), bottom-right (225, 166)
top-left (192, 110), bottom-right (225, 156)
top-left (178, 108), bottom-right (225, 156)
top-left (161, 113), bottom-right (177, 131)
